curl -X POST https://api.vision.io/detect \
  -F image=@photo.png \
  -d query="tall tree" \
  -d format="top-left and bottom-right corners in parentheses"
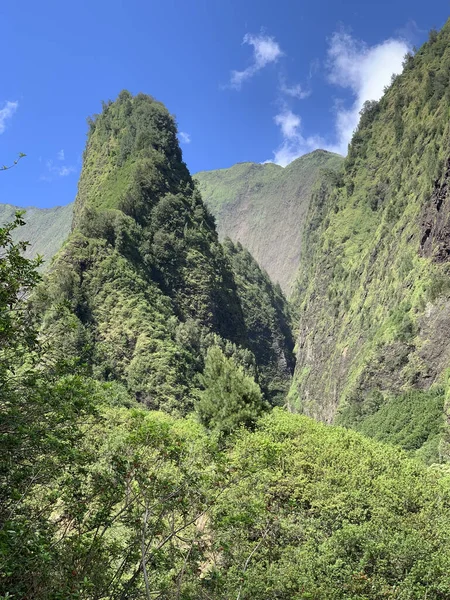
top-left (0, 214), bottom-right (96, 597)
top-left (195, 345), bottom-right (268, 438)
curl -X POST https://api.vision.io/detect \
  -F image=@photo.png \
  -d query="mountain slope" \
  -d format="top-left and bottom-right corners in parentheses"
top-left (0, 202), bottom-right (73, 266)
top-left (34, 91), bottom-right (294, 411)
top-left (289, 22), bottom-right (450, 446)
top-left (222, 239), bottom-right (295, 403)
top-left (195, 150), bottom-right (344, 295)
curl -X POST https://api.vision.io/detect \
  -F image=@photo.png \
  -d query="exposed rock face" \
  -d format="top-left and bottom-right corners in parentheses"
top-left (416, 298), bottom-right (450, 384)
top-left (420, 158), bottom-right (450, 262)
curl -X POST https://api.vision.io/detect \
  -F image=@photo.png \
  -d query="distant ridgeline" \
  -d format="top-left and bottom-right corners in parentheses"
top-left (0, 202), bottom-right (73, 268)
top-left (4, 148), bottom-right (344, 294)
top-left (289, 21), bottom-right (450, 461)
top-left (32, 91), bottom-right (295, 410)
top-left (195, 150), bottom-right (343, 296)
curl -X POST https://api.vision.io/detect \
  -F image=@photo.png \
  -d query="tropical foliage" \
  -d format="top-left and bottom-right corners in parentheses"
top-left (3, 20), bottom-right (450, 599)
top-left (34, 92), bottom-right (294, 414)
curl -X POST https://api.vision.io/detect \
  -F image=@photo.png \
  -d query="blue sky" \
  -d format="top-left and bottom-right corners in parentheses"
top-left (0, 0), bottom-right (448, 209)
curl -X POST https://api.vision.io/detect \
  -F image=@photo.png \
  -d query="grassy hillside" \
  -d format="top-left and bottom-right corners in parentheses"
top-left (195, 150), bottom-right (343, 295)
top-left (0, 202), bottom-right (73, 267)
top-left (289, 22), bottom-right (450, 450)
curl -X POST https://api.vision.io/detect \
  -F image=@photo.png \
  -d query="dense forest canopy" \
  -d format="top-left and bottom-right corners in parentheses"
top-left (2, 222), bottom-right (450, 597)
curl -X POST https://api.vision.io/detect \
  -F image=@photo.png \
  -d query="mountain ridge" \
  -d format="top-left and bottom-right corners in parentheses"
top-left (195, 149), bottom-right (344, 295)
top-left (0, 202), bottom-right (73, 267)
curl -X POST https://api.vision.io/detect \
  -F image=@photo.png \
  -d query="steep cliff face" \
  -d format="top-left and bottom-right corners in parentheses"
top-left (35, 91), bottom-right (294, 411)
top-left (290, 22), bottom-right (450, 429)
top-left (195, 150), bottom-right (343, 296)
top-left (222, 239), bottom-right (295, 403)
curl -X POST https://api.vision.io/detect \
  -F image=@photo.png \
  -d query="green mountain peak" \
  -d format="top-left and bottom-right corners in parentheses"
top-left (32, 91), bottom-right (294, 411)
top-left (73, 90), bottom-right (191, 228)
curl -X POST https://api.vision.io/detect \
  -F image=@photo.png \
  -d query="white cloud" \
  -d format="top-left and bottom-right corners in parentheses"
top-left (229, 32), bottom-right (283, 89)
top-left (58, 165), bottom-right (76, 177)
top-left (326, 30), bottom-right (410, 154)
top-left (274, 109), bottom-right (300, 139)
top-left (279, 78), bottom-right (310, 99)
top-left (0, 101), bottom-right (18, 134)
top-left (178, 131), bottom-right (191, 144)
top-left (41, 154), bottom-right (76, 181)
top-left (268, 108), bottom-right (327, 167)
top-left (266, 30), bottom-right (410, 165)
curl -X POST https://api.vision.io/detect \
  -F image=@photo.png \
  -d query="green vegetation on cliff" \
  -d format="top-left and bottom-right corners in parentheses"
top-left (354, 387), bottom-right (445, 464)
top-left (5, 266), bottom-right (450, 600)
top-left (290, 22), bottom-right (450, 452)
top-left (4, 20), bottom-right (450, 597)
top-left (34, 91), bottom-right (293, 414)
top-left (195, 150), bottom-right (343, 295)
top-left (3, 221), bottom-right (450, 597)
top-left (223, 238), bottom-right (295, 402)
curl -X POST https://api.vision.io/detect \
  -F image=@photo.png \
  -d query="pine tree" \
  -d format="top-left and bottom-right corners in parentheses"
top-left (195, 345), bottom-right (267, 438)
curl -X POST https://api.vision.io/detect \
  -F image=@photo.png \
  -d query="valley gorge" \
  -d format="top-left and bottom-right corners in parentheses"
top-left (2, 18), bottom-right (450, 600)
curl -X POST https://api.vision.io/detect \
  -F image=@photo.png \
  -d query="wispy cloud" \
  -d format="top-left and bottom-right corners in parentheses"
top-left (266, 30), bottom-right (410, 165)
top-left (58, 165), bottom-right (76, 176)
top-left (308, 58), bottom-right (320, 79)
top-left (395, 19), bottom-right (427, 45)
top-left (269, 107), bottom-right (326, 167)
top-left (41, 154), bottom-right (76, 182)
top-left (229, 32), bottom-right (283, 89)
top-left (227, 29), bottom-right (311, 102)
top-left (274, 109), bottom-right (301, 139)
top-left (326, 30), bottom-right (410, 154)
top-left (0, 101), bottom-right (18, 134)
top-left (178, 131), bottom-right (191, 144)
top-left (279, 77), bottom-right (310, 100)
